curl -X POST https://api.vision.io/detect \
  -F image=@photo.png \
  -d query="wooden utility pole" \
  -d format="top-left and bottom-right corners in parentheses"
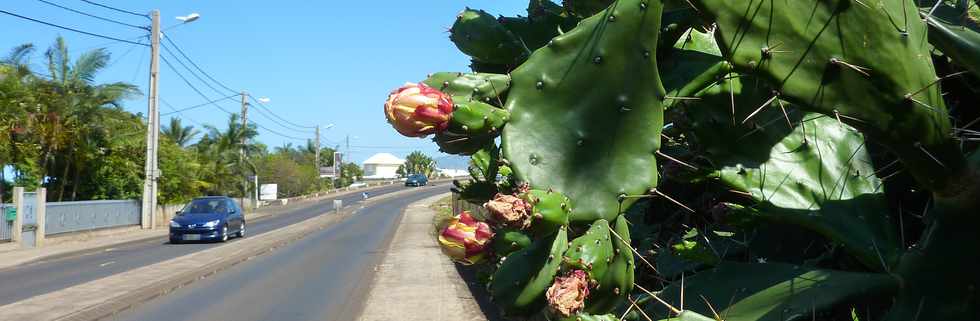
top-left (141, 10), bottom-right (160, 229)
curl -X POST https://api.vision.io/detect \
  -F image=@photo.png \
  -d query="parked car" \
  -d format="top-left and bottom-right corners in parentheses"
top-left (404, 174), bottom-right (428, 187)
top-left (169, 196), bottom-right (246, 243)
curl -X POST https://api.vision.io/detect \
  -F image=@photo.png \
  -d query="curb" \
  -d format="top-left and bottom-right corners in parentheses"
top-left (0, 185), bottom-right (443, 321)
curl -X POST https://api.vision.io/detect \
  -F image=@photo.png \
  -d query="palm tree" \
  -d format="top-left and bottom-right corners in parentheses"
top-left (38, 37), bottom-right (140, 200)
top-left (162, 117), bottom-right (200, 147)
top-left (398, 151), bottom-right (437, 177)
top-left (198, 113), bottom-right (259, 196)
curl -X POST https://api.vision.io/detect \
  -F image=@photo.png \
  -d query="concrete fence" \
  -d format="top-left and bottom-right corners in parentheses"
top-left (45, 200), bottom-right (141, 235)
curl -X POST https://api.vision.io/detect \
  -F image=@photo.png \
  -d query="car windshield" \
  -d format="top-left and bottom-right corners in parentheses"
top-left (409, 174), bottom-right (424, 179)
top-left (180, 199), bottom-right (227, 215)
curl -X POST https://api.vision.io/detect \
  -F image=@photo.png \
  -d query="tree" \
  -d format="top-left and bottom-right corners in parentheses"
top-left (397, 151), bottom-right (436, 177)
top-left (162, 117), bottom-right (200, 147)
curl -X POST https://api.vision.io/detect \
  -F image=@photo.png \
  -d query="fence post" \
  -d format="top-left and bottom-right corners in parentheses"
top-left (11, 187), bottom-right (23, 243)
top-left (35, 188), bottom-right (46, 247)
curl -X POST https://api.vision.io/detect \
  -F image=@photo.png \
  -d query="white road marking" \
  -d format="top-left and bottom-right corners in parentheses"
top-left (99, 261), bottom-right (115, 267)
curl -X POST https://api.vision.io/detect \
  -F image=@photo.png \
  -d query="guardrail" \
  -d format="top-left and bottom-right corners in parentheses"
top-left (45, 200), bottom-right (141, 235)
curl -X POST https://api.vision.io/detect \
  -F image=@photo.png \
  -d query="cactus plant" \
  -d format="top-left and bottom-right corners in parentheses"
top-left (383, 0), bottom-right (980, 319)
top-left (490, 227), bottom-right (570, 316)
top-left (502, 0), bottom-right (667, 223)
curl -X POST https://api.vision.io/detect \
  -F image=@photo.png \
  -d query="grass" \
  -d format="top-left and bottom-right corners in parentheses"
top-left (429, 195), bottom-right (455, 237)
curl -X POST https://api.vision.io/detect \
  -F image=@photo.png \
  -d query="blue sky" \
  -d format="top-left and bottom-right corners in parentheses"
top-left (1, 0), bottom-right (525, 163)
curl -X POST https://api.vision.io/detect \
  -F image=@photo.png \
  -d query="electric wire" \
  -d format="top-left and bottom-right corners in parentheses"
top-left (160, 94), bottom-right (241, 116)
top-left (159, 42), bottom-right (312, 134)
top-left (160, 98), bottom-right (205, 126)
top-left (159, 55), bottom-right (309, 142)
top-left (35, 0), bottom-right (147, 30)
top-left (247, 96), bottom-right (318, 129)
top-left (161, 33), bottom-right (238, 94)
top-left (78, 0), bottom-right (148, 18)
top-left (163, 33), bottom-right (318, 131)
top-left (160, 42), bottom-right (229, 98)
top-left (0, 9), bottom-right (148, 46)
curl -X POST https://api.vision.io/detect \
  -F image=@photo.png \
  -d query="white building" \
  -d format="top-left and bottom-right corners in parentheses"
top-left (362, 153), bottom-right (405, 179)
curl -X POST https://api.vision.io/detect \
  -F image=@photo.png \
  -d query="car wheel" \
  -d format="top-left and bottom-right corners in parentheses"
top-left (170, 237), bottom-right (180, 244)
top-left (237, 222), bottom-right (246, 238)
top-left (221, 225), bottom-right (229, 242)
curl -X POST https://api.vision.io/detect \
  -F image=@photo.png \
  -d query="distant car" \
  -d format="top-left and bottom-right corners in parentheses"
top-left (404, 174), bottom-right (428, 187)
top-left (169, 196), bottom-right (246, 243)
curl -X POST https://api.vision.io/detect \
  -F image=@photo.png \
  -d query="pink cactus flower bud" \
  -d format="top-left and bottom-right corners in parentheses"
top-left (546, 270), bottom-right (590, 317)
top-left (384, 82), bottom-right (454, 137)
top-left (483, 193), bottom-right (532, 228)
top-left (438, 210), bottom-right (494, 265)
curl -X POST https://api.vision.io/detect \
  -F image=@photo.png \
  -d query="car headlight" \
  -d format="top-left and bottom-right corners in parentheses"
top-left (203, 220), bottom-right (220, 228)
top-left (169, 221), bottom-right (181, 228)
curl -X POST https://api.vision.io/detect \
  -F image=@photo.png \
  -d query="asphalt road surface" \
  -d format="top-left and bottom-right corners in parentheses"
top-left (0, 184), bottom-right (421, 306)
top-left (110, 185), bottom-right (448, 321)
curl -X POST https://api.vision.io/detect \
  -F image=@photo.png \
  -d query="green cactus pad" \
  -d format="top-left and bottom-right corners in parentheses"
top-left (659, 29), bottom-right (732, 104)
top-left (586, 215), bottom-right (635, 314)
top-left (652, 262), bottom-right (899, 321)
top-left (564, 219), bottom-right (613, 280)
top-left (434, 128), bottom-right (494, 156)
top-left (492, 227), bottom-right (534, 257)
top-left (450, 9), bottom-right (528, 65)
top-left (679, 71), bottom-right (900, 270)
top-left (449, 100), bottom-right (510, 137)
top-left (490, 228), bottom-right (570, 316)
top-left (502, 0), bottom-right (666, 223)
top-left (524, 189), bottom-right (572, 237)
top-left (921, 3), bottom-right (980, 76)
top-left (421, 72), bottom-right (511, 105)
top-left (690, 0), bottom-right (965, 193)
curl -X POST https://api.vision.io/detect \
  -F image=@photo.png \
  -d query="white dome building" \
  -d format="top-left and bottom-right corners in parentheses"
top-left (362, 153), bottom-right (405, 179)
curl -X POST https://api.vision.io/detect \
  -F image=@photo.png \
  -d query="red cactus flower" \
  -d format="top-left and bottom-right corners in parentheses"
top-left (546, 270), bottom-right (590, 317)
top-left (438, 210), bottom-right (494, 265)
top-left (384, 82), bottom-right (454, 137)
top-left (483, 193), bottom-right (532, 228)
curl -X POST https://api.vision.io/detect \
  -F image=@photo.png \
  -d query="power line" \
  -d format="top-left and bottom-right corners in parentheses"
top-left (161, 33), bottom-right (239, 95)
top-left (161, 94), bottom-right (241, 116)
top-left (0, 9), bottom-right (148, 46)
top-left (246, 101), bottom-right (315, 134)
top-left (78, 0), bottom-right (148, 19)
top-left (160, 42), bottom-right (229, 97)
top-left (35, 0), bottom-right (147, 30)
top-left (161, 33), bottom-right (317, 132)
top-left (160, 98), bottom-right (205, 126)
top-left (159, 55), bottom-right (310, 142)
top-left (248, 96), bottom-right (318, 129)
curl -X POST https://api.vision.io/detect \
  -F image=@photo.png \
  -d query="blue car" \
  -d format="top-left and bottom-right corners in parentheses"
top-left (404, 174), bottom-right (428, 187)
top-left (169, 196), bottom-right (246, 243)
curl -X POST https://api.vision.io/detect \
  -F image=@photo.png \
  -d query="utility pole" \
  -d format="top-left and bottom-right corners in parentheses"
top-left (141, 10), bottom-right (160, 230)
top-left (240, 91), bottom-right (248, 209)
top-left (315, 125), bottom-right (321, 175)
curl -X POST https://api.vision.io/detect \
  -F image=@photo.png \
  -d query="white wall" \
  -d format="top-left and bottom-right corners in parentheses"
top-left (364, 164), bottom-right (400, 179)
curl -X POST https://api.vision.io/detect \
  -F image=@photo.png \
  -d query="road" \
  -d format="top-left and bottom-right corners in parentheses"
top-left (0, 184), bottom-right (420, 306)
top-left (110, 185), bottom-right (448, 321)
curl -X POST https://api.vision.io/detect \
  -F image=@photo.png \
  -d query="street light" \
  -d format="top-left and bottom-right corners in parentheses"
top-left (257, 97), bottom-right (271, 103)
top-left (176, 13), bottom-right (200, 23)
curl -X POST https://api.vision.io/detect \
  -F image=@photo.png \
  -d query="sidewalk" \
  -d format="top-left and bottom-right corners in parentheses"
top-left (358, 193), bottom-right (497, 321)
